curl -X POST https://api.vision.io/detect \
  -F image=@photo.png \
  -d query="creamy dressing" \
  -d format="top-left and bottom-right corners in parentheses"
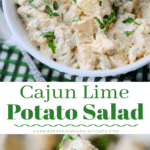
top-left (60, 137), bottom-right (98, 150)
top-left (15, 0), bottom-right (150, 70)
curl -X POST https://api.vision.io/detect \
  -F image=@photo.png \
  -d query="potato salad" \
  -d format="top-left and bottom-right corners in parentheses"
top-left (60, 136), bottom-right (98, 150)
top-left (59, 135), bottom-right (148, 150)
top-left (14, 0), bottom-right (150, 70)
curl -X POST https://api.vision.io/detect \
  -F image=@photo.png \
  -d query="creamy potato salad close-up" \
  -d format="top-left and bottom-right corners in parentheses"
top-left (59, 135), bottom-right (149, 150)
top-left (14, 0), bottom-right (150, 70)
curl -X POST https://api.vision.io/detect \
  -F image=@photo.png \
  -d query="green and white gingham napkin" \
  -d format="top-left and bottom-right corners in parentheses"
top-left (1, 1), bottom-right (150, 82)
top-left (0, 42), bottom-right (73, 82)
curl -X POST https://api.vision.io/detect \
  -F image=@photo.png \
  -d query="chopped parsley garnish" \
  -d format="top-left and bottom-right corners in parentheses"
top-left (31, 4), bottom-right (35, 7)
top-left (73, 0), bottom-right (77, 3)
top-left (112, 2), bottom-right (119, 15)
top-left (59, 135), bottom-right (75, 149)
top-left (99, 1), bottom-right (102, 6)
top-left (40, 31), bottom-right (56, 54)
top-left (40, 32), bottom-right (55, 38)
top-left (53, 1), bottom-right (58, 10)
top-left (50, 12), bottom-right (59, 16)
top-left (76, 65), bottom-right (80, 69)
top-left (123, 17), bottom-right (140, 26)
top-left (46, 5), bottom-right (52, 13)
top-left (103, 12), bottom-right (115, 24)
top-left (47, 42), bottom-right (56, 54)
top-left (43, 0), bottom-right (49, 3)
top-left (45, 5), bottom-right (59, 16)
top-left (29, 0), bottom-right (33, 3)
top-left (77, 6), bottom-right (81, 10)
top-left (124, 31), bottom-right (135, 37)
top-left (94, 12), bottom-right (115, 29)
top-left (72, 15), bottom-right (81, 22)
top-left (70, 0), bottom-right (77, 5)
top-left (26, 14), bottom-right (31, 18)
top-left (94, 17), bottom-right (105, 29)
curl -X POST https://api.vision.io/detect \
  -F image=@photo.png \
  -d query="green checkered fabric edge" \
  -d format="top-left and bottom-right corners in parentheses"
top-left (0, 42), bottom-right (72, 82)
top-left (1, 42), bottom-right (150, 82)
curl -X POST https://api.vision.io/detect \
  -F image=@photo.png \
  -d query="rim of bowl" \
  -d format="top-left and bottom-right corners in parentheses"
top-left (2, 0), bottom-right (150, 77)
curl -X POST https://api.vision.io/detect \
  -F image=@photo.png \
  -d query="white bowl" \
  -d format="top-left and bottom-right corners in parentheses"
top-left (2, 0), bottom-right (150, 77)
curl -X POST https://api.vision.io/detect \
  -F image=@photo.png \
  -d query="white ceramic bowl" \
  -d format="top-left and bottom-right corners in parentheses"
top-left (2, 0), bottom-right (150, 77)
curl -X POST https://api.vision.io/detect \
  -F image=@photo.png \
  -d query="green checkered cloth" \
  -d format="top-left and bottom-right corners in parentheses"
top-left (0, 42), bottom-right (73, 82)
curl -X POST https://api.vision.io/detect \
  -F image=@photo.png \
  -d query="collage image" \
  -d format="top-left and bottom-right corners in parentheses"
top-left (1, 0), bottom-right (150, 149)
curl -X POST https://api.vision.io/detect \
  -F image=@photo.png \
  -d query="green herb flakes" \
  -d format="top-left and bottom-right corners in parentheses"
top-left (99, 1), bottom-right (102, 6)
top-left (123, 17), bottom-right (140, 26)
top-left (53, 1), bottom-right (58, 10)
top-left (59, 135), bottom-right (75, 149)
top-left (124, 31), bottom-right (135, 37)
top-left (77, 6), bottom-right (81, 10)
top-left (72, 15), bottom-right (81, 22)
top-left (40, 31), bottom-right (56, 54)
top-left (45, 5), bottom-right (59, 17)
top-left (29, 0), bottom-right (33, 3)
top-left (94, 12), bottom-right (115, 29)
top-left (26, 14), bottom-right (31, 18)
top-left (73, 0), bottom-right (77, 3)
top-left (94, 17), bottom-right (105, 29)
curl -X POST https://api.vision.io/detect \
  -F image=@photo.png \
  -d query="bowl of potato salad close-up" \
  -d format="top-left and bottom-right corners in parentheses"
top-left (2, 0), bottom-right (150, 77)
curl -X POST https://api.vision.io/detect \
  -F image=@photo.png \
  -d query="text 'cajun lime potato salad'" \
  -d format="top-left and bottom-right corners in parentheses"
top-left (14, 0), bottom-right (150, 70)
